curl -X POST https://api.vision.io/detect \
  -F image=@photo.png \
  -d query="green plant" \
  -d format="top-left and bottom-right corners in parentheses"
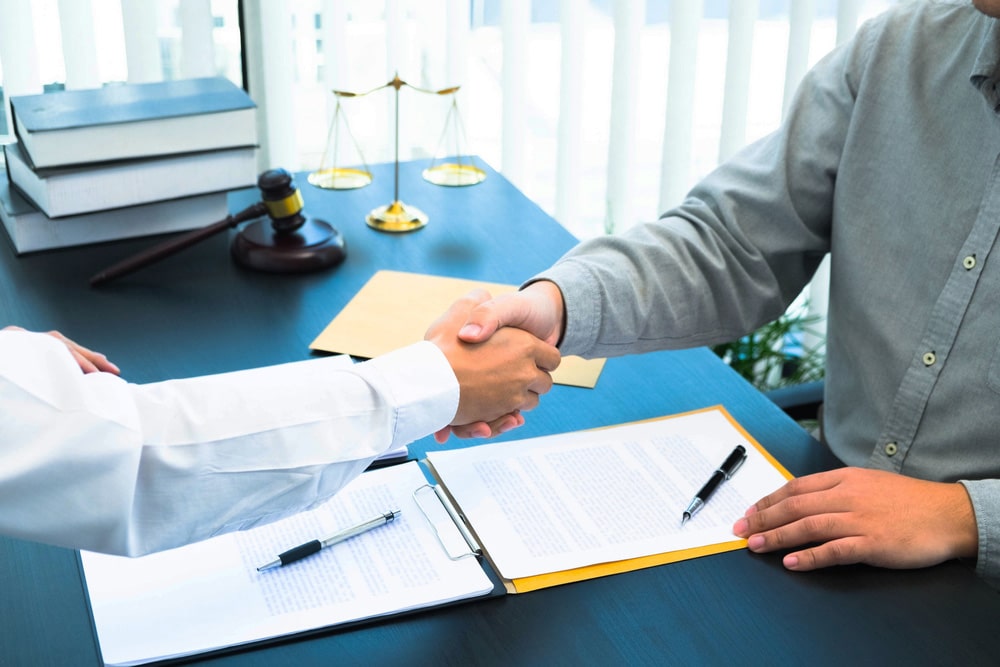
top-left (711, 304), bottom-right (825, 392)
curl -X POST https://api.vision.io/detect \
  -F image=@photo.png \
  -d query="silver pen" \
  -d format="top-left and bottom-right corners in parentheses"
top-left (257, 509), bottom-right (401, 571)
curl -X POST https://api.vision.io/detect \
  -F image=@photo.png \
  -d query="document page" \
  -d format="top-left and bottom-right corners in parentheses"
top-left (427, 407), bottom-right (790, 580)
top-left (81, 462), bottom-right (493, 667)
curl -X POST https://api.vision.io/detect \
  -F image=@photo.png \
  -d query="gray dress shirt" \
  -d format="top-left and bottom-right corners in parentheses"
top-left (536, 2), bottom-right (1000, 583)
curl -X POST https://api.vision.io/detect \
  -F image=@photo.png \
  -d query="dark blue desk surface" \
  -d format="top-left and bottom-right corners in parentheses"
top-left (1, 161), bottom-right (998, 666)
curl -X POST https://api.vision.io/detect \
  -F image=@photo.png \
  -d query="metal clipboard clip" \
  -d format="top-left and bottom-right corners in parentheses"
top-left (413, 483), bottom-right (482, 561)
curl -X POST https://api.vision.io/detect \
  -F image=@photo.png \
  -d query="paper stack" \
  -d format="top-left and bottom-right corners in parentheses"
top-left (1, 77), bottom-right (258, 254)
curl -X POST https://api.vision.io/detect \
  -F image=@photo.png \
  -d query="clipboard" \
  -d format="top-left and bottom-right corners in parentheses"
top-left (82, 460), bottom-right (505, 666)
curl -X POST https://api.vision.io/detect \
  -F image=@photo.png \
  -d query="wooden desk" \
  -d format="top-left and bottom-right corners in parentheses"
top-left (1, 161), bottom-right (998, 666)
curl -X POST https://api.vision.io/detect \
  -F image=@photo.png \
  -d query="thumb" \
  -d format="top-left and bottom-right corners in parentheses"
top-left (426, 288), bottom-right (492, 338)
top-left (458, 296), bottom-right (524, 343)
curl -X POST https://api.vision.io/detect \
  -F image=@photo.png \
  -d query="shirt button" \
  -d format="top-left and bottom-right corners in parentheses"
top-left (922, 352), bottom-right (936, 366)
top-left (963, 255), bottom-right (977, 270)
top-left (885, 442), bottom-right (898, 456)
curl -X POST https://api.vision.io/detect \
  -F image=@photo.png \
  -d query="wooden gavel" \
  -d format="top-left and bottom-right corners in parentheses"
top-left (90, 168), bottom-right (346, 286)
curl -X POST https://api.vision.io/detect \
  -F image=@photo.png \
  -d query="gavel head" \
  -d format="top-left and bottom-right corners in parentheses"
top-left (258, 168), bottom-right (306, 234)
top-left (231, 167), bottom-right (346, 273)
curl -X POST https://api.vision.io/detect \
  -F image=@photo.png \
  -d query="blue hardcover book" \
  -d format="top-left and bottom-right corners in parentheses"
top-left (9, 77), bottom-right (257, 169)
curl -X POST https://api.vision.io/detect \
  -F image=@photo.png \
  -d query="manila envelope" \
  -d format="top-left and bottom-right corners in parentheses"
top-left (310, 270), bottom-right (605, 388)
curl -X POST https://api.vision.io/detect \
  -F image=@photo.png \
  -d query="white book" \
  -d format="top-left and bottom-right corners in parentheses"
top-left (5, 142), bottom-right (257, 218)
top-left (0, 172), bottom-right (229, 254)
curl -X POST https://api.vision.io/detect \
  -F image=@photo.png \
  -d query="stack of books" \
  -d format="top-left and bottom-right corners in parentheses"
top-left (1, 77), bottom-right (258, 254)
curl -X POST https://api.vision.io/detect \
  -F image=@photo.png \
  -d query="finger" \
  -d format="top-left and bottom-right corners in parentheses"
top-left (433, 427), bottom-right (453, 444)
top-left (449, 413), bottom-right (525, 439)
top-left (489, 412), bottom-right (524, 435)
top-left (740, 487), bottom-right (854, 540)
top-left (427, 289), bottom-right (493, 337)
top-left (748, 470), bottom-right (843, 514)
top-left (444, 290), bottom-right (492, 325)
top-left (47, 330), bottom-right (121, 375)
top-left (782, 537), bottom-right (868, 570)
top-left (535, 343), bottom-right (562, 373)
top-left (514, 389), bottom-right (541, 413)
top-left (77, 349), bottom-right (120, 374)
top-left (528, 370), bottom-right (554, 398)
top-left (744, 510), bottom-right (855, 557)
top-left (446, 422), bottom-right (494, 439)
top-left (71, 350), bottom-right (100, 374)
top-left (458, 295), bottom-right (522, 343)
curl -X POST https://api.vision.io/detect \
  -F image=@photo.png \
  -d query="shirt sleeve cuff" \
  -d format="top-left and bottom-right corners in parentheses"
top-left (525, 263), bottom-right (602, 357)
top-left (959, 479), bottom-right (1000, 585)
top-left (353, 341), bottom-right (459, 447)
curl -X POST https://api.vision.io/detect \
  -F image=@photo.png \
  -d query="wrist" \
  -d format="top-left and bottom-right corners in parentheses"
top-left (946, 482), bottom-right (979, 560)
top-left (523, 280), bottom-right (566, 346)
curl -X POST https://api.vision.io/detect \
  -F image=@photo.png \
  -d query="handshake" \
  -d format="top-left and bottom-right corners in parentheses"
top-left (424, 280), bottom-right (567, 443)
top-left (9, 279), bottom-right (569, 446)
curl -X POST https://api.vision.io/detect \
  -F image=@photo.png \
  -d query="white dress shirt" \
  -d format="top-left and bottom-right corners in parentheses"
top-left (0, 330), bottom-right (458, 556)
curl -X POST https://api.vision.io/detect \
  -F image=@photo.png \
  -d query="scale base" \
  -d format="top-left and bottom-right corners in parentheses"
top-left (366, 200), bottom-right (428, 233)
top-left (231, 218), bottom-right (346, 273)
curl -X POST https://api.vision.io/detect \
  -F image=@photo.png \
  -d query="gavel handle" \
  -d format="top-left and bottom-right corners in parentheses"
top-left (89, 202), bottom-right (269, 287)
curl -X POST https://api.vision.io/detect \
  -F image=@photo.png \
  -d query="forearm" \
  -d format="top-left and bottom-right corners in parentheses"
top-left (535, 31), bottom-right (867, 359)
top-left (0, 333), bottom-right (457, 556)
top-left (535, 212), bottom-right (806, 359)
top-left (126, 342), bottom-right (457, 552)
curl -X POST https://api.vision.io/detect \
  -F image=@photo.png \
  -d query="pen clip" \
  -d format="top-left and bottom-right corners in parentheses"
top-left (413, 484), bottom-right (481, 561)
top-left (724, 451), bottom-right (747, 479)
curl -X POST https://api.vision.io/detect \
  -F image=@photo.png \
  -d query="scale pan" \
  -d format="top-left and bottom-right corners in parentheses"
top-left (422, 162), bottom-right (486, 187)
top-left (308, 167), bottom-right (373, 190)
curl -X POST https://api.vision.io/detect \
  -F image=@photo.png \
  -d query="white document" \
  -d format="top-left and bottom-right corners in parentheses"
top-left (81, 461), bottom-right (493, 667)
top-left (427, 407), bottom-right (790, 579)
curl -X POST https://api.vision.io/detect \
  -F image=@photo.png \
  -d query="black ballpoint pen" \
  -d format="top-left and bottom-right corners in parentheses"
top-left (257, 510), bottom-right (401, 571)
top-left (681, 445), bottom-right (748, 525)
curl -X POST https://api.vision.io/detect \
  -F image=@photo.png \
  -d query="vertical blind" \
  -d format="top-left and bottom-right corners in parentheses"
top-left (1, 1), bottom-right (886, 224)
top-left (0, 0), bottom-right (899, 342)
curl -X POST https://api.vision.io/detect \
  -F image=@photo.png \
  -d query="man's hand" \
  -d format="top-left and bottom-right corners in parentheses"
top-left (732, 467), bottom-right (978, 571)
top-left (2, 326), bottom-right (120, 375)
top-left (425, 289), bottom-right (560, 438)
top-left (457, 280), bottom-right (566, 346)
top-left (435, 412), bottom-right (526, 443)
top-left (435, 281), bottom-right (565, 442)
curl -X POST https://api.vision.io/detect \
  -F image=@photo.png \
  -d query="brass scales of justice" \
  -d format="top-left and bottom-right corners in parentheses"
top-left (307, 73), bottom-right (485, 232)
